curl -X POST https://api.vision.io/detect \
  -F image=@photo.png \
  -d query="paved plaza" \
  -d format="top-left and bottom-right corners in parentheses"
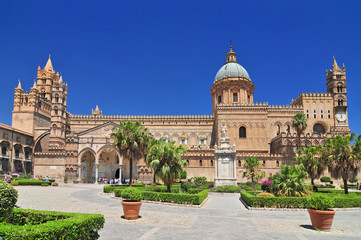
top-left (15, 184), bottom-right (361, 240)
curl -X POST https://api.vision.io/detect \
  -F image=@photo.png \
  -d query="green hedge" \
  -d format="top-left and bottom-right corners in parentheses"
top-left (214, 185), bottom-right (240, 193)
top-left (315, 184), bottom-right (336, 189)
top-left (0, 208), bottom-right (104, 239)
top-left (103, 184), bottom-right (146, 193)
top-left (241, 191), bottom-right (307, 208)
top-left (12, 180), bottom-right (50, 186)
top-left (241, 191), bottom-right (361, 208)
top-left (115, 189), bottom-right (208, 205)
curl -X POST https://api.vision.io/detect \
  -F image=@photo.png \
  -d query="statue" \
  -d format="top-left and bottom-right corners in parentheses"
top-left (221, 124), bottom-right (227, 138)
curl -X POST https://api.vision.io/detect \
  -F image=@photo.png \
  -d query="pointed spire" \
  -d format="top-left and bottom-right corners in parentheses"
top-left (44, 54), bottom-right (53, 72)
top-left (59, 75), bottom-right (63, 83)
top-left (332, 56), bottom-right (339, 69)
top-left (17, 80), bottom-right (22, 89)
top-left (32, 81), bottom-right (37, 89)
top-left (95, 105), bottom-right (99, 110)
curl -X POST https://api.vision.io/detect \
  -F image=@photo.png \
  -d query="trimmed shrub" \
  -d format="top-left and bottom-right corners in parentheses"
top-left (306, 194), bottom-right (335, 210)
top-left (103, 185), bottom-right (128, 193)
top-left (214, 185), bottom-right (240, 193)
top-left (349, 177), bottom-right (358, 183)
top-left (12, 180), bottom-right (49, 186)
top-left (244, 186), bottom-right (254, 192)
top-left (115, 188), bottom-right (208, 205)
top-left (316, 184), bottom-right (335, 189)
top-left (241, 191), bottom-right (307, 208)
top-left (257, 192), bottom-right (275, 197)
top-left (0, 208), bottom-right (104, 239)
top-left (121, 187), bottom-right (143, 201)
top-left (0, 182), bottom-right (18, 221)
top-left (320, 176), bottom-right (331, 183)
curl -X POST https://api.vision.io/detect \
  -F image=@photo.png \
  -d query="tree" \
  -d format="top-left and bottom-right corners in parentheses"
top-left (144, 138), bottom-right (162, 183)
top-left (147, 141), bottom-right (187, 192)
top-left (322, 133), bottom-right (361, 194)
top-left (242, 156), bottom-right (265, 183)
top-left (292, 112), bottom-right (308, 150)
top-left (294, 145), bottom-right (325, 187)
top-left (111, 121), bottom-right (150, 186)
top-left (270, 165), bottom-right (309, 197)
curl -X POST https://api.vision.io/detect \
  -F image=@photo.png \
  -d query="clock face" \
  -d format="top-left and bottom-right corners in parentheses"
top-left (336, 111), bottom-right (347, 122)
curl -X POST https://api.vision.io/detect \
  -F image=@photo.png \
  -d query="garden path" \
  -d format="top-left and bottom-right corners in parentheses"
top-left (15, 184), bottom-right (361, 240)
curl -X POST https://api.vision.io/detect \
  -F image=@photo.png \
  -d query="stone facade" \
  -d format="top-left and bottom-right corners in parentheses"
top-left (2, 46), bottom-right (351, 182)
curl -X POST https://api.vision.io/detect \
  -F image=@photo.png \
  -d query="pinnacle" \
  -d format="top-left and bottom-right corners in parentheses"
top-left (17, 80), bottom-right (22, 89)
top-left (44, 54), bottom-right (53, 71)
top-left (32, 81), bottom-right (37, 89)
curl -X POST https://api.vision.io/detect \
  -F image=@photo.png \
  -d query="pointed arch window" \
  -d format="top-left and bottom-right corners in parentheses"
top-left (210, 160), bottom-right (214, 167)
top-left (218, 95), bottom-right (222, 104)
top-left (239, 127), bottom-right (246, 138)
top-left (199, 160), bottom-right (202, 166)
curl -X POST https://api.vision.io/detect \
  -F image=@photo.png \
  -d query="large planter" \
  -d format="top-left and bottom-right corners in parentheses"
top-left (41, 184), bottom-right (49, 187)
top-left (308, 209), bottom-right (336, 231)
top-left (121, 200), bottom-right (142, 220)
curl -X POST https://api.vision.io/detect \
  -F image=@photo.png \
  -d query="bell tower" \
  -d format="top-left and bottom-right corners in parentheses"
top-left (326, 57), bottom-right (350, 133)
top-left (49, 74), bottom-right (68, 149)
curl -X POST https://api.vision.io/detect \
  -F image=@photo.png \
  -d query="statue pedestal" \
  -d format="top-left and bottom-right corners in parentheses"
top-left (214, 137), bottom-right (237, 187)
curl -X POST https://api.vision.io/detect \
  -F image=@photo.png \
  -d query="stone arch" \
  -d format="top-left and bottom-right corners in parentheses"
top-left (153, 132), bottom-right (161, 139)
top-left (34, 131), bottom-right (50, 154)
top-left (313, 122), bottom-right (328, 134)
top-left (78, 147), bottom-right (96, 165)
top-left (170, 133), bottom-right (179, 143)
top-left (188, 133), bottom-right (197, 145)
top-left (96, 144), bottom-right (122, 165)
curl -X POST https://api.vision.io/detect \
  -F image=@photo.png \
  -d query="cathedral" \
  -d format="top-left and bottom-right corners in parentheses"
top-left (0, 45), bottom-right (351, 182)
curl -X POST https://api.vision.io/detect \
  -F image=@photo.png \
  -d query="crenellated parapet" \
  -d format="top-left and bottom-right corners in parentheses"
top-left (291, 92), bottom-right (333, 106)
top-left (69, 113), bottom-right (214, 122)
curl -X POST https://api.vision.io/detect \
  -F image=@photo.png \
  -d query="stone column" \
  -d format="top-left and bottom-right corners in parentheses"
top-left (78, 165), bottom-right (81, 180)
top-left (95, 164), bottom-right (99, 183)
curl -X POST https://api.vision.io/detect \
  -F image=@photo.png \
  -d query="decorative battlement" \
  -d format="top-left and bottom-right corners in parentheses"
top-left (69, 113), bottom-right (214, 122)
top-left (291, 92), bottom-right (333, 106)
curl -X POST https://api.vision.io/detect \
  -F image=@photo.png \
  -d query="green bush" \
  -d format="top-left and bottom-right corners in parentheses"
top-left (349, 177), bottom-right (358, 183)
top-left (241, 191), bottom-right (307, 208)
top-left (315, 184), bottom-right (335, 189)
top-left (306, 194), bottom-right (335, 210)
top-left (214, 185), bottom-right (240, 193)
top-left (103, 184), bottom-right (129, 193)
top-left (0, 182), bottom-right (18, 221)
top-left (121, 187), bottom-right (143, 201)
top-left (181, 170), bottom-right (187, 179)
top-left (180, 181), bottom-right (191, 192)
top-left (115, 188), bottom-right (208, 205)
top-left (0, 208), bottom-right (104, 239)
top-left (320, 176), bottom-right (331, 183)
top-left (244, 186), bottom-right (254, 191)
top-left (12, 180), bottom-right (49, 186)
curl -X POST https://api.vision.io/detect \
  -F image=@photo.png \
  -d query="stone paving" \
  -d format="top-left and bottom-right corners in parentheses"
top-left (15, 184), bottom-right (361, 240)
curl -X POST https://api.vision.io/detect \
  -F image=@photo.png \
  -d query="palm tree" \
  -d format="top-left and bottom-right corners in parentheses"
top-left (242, 156), bottom-right (265, 183)
top-left (144, 138), bottom-right (162, 183)
top-left (147, 141), bottom-right (187, 192)
top-left (270, 165), bottom-right (309, 197)
top-left (292, 112), bottom-right (308, 150)
top-left (294, 145), bottom-right (326, 187)
top-left (111, 121), bottom-right (150, 186)
top-left (322, 133), bottom-right (361, 194)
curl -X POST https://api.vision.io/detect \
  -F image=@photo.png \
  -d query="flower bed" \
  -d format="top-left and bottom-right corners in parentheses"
top-left (241, 190), bottom-right (361, 208)
top-left (0, 208), bottom-right (104, 239)
top-left (114, 188), bottom-right (208, 205)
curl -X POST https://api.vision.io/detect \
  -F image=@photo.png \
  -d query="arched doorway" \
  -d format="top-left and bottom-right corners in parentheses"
top-left (80, 150), bottom-right (96, 181)
top-left (97, 146), bottom-right (123, 180)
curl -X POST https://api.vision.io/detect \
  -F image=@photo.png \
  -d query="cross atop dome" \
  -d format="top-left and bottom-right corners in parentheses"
top-left (226, 41), bottom-right (237, 63)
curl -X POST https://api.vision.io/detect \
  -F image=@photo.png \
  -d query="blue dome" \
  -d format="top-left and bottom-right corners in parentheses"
top-left (214, 62), bottom-right (250, 83)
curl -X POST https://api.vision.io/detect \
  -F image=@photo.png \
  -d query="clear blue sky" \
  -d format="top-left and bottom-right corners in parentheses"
top-left (0, 1), bottom-right (360, 134)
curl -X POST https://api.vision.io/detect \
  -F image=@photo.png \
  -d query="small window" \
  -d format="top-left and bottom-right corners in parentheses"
top-left (247, 95), bottom-right (250, 104)
top-left (321, 114), bottom-right (323, 118)
top-left (1, 146), bottom-right (6, 155)
top-left (338, 99), bottom-right (343, 106)
top-left (210, 160), bottom-right (214, 167)
top-left (307, 114), bottom-right (309, 118)
top-left (233, 93), bottom-right (238, 102)
top-left (276, 125), bottom-right (280, 135)
top-left (25, 151), bottom-right (29, 159)
top-left (286, 125), bottom-right (290, 134)
top-left (218, 95), bottom-right (222, 104)
top-left (262, 160), bottom-right (266, 166)
top-left (314, 114), bottom-right (316, 118)
top-left (328, 115), bottom-right (330, 119)
top-left (15, 149), bottom-right (19, 158)
top-left (276, 160), bottom-right (279, 167)
top-left (42, 79), bottom-right (46, 84)
top-left (238, 160), bottom-right (241, 167)
top-left (199, 160), bottom-right (202, 166)
top-left (239, 127), bottom-right (246, 138)
top-left (187, 159), bottom-right (189, 165)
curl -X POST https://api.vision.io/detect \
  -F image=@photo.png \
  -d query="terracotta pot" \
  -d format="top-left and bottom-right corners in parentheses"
top-left (41, 184), bottom-right (48, 187)
top-left (64, 182), bottom-right (68, 184)
top-left (121, 200), bottom-right (142, 220)
top-left (308, 208), bottom-right (336, 231)
top-left (11, 184), bottom-right (18, 186)
top-left (52, 183), bottom-right (58, 186)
